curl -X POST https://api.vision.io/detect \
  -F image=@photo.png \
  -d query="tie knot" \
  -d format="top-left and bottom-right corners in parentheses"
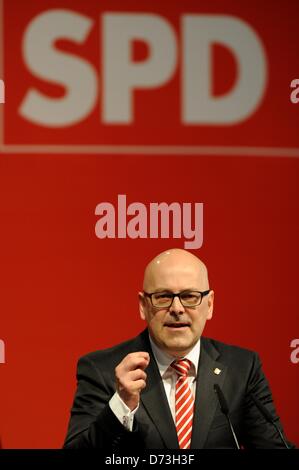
top-left (171, 358), bottom-right (191, 377)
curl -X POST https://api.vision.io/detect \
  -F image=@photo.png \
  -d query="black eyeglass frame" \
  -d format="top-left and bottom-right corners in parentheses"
top-left (143, 289), bottom-right (211, 308)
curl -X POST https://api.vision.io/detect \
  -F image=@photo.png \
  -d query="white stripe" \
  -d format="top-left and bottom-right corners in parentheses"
top-left (180, 437), bottom-right (191, 449)
top-left (177, 412), bottom-right (193, 436)
top-left (173, 362), bottom-right (189, 374)
top-left (175, 367), bottom-right (188, 376)
top-left (176, 379), bottom-right (188, 396)
top-left (176, 390), bottom-right (193, 414)
top-left (176, 385), bottom-right (189, 405)
top-left (179, 426), bottom-right (192, 446)
top-left (179, 425), bottom-right (192, 441)
top-left (177, 401), bottom-right (193, 428)
top-left (1, 144), bottom-right (299, 158)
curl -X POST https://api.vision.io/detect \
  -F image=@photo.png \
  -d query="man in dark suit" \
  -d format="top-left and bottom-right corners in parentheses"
top-left (64, 249), bottom-right (292, 449)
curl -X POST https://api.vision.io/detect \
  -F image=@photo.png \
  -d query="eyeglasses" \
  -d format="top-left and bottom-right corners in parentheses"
top-left (143, 290), bottom-right (210, 308)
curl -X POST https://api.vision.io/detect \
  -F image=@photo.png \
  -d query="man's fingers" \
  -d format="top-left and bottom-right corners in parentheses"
top-left (115, 352), bottom-right (150, 410)
top-left (118, 376), bottom-right (147, 394)
top-left (133, 378), bottom-right (147, 392)
top-left (115, 365), bottom-right (147, 387)
top-left (126, 368), bottom-right (147, 384)
top-left (117, 352), bottom-right (150, 373)
top-left (126, 351), bottom-right (150, 367)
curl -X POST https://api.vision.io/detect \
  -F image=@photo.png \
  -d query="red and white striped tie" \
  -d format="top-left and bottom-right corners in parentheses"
top-left (171, 359), bottom-right (194, 449)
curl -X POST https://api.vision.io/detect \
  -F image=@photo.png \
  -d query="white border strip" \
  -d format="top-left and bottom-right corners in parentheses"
top-left (0, 144), bottom-right (299, 157)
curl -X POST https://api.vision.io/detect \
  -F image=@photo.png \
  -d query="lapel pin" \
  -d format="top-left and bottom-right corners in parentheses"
top-left (214, 368), bottom-right (221, 375)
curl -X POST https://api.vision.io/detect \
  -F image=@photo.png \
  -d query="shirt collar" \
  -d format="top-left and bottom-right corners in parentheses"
top-left (148, 332), bottom-right (200, 378)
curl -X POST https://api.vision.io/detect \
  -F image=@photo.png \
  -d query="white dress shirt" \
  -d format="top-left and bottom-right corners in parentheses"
top-left (109, 334), bottom-right (200, 430)
top-left (149, 336), bottom-right (200, 422)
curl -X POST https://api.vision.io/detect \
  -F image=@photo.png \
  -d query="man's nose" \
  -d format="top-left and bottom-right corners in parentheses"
top-left (169, 295), bottom-right (185, 314)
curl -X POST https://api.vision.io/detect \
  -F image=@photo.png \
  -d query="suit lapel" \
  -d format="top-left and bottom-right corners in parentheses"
top-left (137, 331), bottom-right (179, 448)
top-left (191, 338), bottom-right (227, 449)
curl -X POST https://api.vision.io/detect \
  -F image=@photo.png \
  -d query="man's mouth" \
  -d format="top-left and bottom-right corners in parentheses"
top-left (164, 322), bottom-right (191, 329)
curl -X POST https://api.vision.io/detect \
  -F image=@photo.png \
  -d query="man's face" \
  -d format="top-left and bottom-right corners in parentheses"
top-left (139, 259), bottom-right (214, 357)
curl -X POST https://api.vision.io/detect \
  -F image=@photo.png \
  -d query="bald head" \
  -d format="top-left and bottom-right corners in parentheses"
top-left (143, 249), bottom-right (209, 293)
top-left (139, 249), bottom-right (214, 357)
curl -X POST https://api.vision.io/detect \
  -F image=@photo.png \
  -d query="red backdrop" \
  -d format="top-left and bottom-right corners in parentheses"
top-left (0, 0), bottom-right (298, 448)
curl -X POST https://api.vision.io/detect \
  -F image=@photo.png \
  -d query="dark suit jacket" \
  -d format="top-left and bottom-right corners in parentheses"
top-left (64, 329), bottom-right (291, 449)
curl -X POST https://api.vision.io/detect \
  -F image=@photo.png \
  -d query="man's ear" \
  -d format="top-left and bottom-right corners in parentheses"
top-left (138, 291), bottom-right (146, 321)
top-left (207, 290), bottom-right (214, 320)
